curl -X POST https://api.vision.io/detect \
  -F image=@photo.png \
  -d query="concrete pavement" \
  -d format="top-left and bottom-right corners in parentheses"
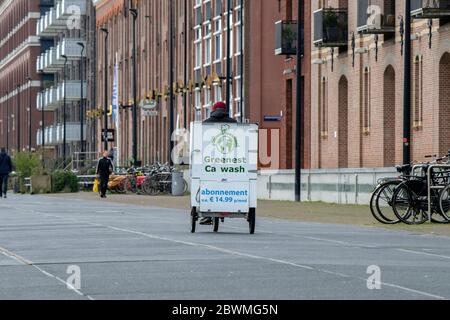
top-left (1, 194), bottom-right (450, 300)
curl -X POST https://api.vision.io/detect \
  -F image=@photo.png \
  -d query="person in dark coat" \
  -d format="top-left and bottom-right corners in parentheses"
top-left (203, 101), bottom-right (238, 124)
top-left (0, 148), bottom-right (13, 199)
top-left (200, 102), bottom-right (237, 225)
top-left (96, 150), bottom-right (114, 198)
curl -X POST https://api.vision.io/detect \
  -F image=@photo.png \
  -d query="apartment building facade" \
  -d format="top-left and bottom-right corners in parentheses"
top-left (35, 0), bottom-right (96, 165)
top-left (0, 0), bottom-right (53, 153)
top-left (311, 0), bottom-right (450, 169)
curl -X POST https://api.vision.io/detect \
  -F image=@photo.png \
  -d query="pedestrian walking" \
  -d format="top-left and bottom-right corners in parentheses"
top-left (0, 148), bottom-right (13, 199)
top-left (96, 150), bottom-right (114, 198)
top-left (200, 101), bottom-right (237, 225)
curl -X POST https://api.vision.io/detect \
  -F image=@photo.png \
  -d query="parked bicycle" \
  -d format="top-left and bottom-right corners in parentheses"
top-left (140, 163), bottom-right (188, 196)
top-left (370, 151), bottom-right (450, 225)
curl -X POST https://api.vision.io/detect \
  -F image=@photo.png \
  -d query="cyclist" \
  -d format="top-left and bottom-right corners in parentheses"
top-left (200, 101), bottom-right (237, 225)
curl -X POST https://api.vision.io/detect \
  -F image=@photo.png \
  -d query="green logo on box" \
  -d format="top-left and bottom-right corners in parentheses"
top-left (212, 125), bottom-right (238, 154)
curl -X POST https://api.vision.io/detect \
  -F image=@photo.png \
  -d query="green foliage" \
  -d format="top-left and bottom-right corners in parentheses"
top-left (51, 170), bottom-right (79, 193)
top-left (13, 152), bottom-right (44, 178)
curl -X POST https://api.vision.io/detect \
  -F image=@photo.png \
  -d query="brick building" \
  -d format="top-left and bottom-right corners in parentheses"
top-left (311, 0), bottom-right (450, 169)
top-left (0, 0), bottom-right (52, 153)
top-left (93, 0), bottom-right (191, 166)
top-left (93, 0), bottom-right (250, 166)
top-left (247, 0), bottom-right (311, 170)
top-left (93, 0), bottom-right (310, 170)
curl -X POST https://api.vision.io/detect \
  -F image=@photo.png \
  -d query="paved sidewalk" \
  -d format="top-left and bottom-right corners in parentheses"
top-left (48, 192), bottom-right (450, 237)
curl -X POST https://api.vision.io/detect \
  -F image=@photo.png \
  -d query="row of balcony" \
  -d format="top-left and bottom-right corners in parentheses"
top-left (36, 39), bottom-right (86, 74)
top-left (37, 123), bottom-right (86, 146)
top-left (36, 81), bottom-right (87, 111)
top-left (36, 0), bottom-right (87, 37)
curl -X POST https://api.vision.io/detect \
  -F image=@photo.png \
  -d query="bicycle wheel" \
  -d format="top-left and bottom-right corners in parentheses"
top-left (183, 180), bottom-right (188, 194)
top-left (373, 181), bottom-right (401, 224)
top-left (392, 183), bottom-right (428, 225)
top-left (125, 177), bottom-right (137, 194)
top-left (439, 185), bottom-right (450, 222)
top-left (142, 178), bottom-right (161, 196)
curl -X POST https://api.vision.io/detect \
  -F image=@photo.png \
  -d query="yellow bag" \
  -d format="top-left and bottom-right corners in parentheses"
top-left (93, 178), bottom-right (99, 193)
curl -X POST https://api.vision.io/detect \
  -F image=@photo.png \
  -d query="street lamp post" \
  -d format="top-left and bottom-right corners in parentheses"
top-left (27, 77), bottom-right (32, 152)
top-left (77, 42), bottom-right (85, 155)
top-left (16, 84), bottom-right (21, 152)
top-left (295, 0), bottom-right (303, 202)
top-left (101, 28), bottom-right (109, 152)
top-left (183, 0), bottom-right (188, 129)
top-left (403, 0), bottom-right (412, 165)
top-left (5, 91), bottom-right (9, 152)
top-left (168, 0), bottom-right (175, 166)
top-left (40, 77), bottom-right (45, 165)
top-left (226, 0), bottom-right (232, 113)
top-left (61, 55), bottom-right (68, 168)
top-left (129, 8), bottom-right (139, 167)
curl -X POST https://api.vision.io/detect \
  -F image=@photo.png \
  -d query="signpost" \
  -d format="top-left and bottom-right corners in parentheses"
top-left (101, 129), bottom-right (115, 143)
top-left (140, 99), bottom-right (159, 117)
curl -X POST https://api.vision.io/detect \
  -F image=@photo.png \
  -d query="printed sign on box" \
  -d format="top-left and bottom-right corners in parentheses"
top-left (191, 123), bottom-right (258, 182)
top-left (200, 181), bottom-right (250, 213)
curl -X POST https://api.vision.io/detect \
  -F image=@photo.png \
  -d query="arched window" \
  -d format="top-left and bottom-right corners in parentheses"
top-left (383, 65), bottom-right (396, 166)
top-left (363, 67), bottom-right (371, 134)
top-left (320, 76), bottom-right (328, 138)
top-left (413, 55), bottom-right (423, 130)
top-left (439, 53), bottom-right (450, 155)
top-left (338, 76), bottom-right (348, 168)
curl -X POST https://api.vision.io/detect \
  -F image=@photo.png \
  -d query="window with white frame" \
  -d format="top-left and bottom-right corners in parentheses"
top-left (194, 27), bottom-right (202, 70)
top-left (204, 22), bottom-right (212, 66)
top-left (194, 88), bottom-right (202, 121)
top-left (214, 84), bottom-right (222, 103)
top-left (213, 17), bottom-right (222, 63)
top-left (204, 87), bottom-right (212, 118)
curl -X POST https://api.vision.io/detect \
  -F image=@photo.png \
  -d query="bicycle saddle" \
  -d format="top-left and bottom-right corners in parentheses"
top-left (396, 164), bottom-right (411, 174)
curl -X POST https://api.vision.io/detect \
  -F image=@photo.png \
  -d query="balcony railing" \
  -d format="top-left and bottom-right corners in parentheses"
top-left (36, 87), bottom-right (59, 111)
top-left (314, 8), bottom-right (348, 47)
top-left (36, 54), bottom-right (45, 73)
top-left (36, 8), bottom-right (67, 38)
top-left (42, 47), bottom-right (65, 73)
top-left (275, 21), bottom-right (303, 56)
top-left (357, 0), bottom-right (396, 34)
top-left (37, 123), bottom-right (86, 146)
top-left (56, 39), bottom-right (86, 61)
top-left (56, 0), bottom-right (87, 20)
top-left (56, 81), bottom-right (87, 102)
top-left (411, 0), bottom-right (450, 18)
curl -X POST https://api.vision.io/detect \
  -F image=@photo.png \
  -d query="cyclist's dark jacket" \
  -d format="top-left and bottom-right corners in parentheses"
top-left (203, 108), bottom-right (237, 123)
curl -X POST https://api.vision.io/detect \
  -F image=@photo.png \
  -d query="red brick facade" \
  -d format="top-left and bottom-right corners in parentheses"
top-left (311, 1), bottom-right (450, 169)
top-left (0, 0), bottom-right (51, 152)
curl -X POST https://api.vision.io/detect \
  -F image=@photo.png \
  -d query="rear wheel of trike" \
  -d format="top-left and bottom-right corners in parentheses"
top-left (213, 218), bottom-right (220, 233)
top-left (248, 209), bottom-right (256, 234)
top-left (191, 207), bottom-right (198, 233)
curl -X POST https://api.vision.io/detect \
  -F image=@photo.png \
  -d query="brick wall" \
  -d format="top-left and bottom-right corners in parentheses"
top-left (311, 0), bottom-right (450, 169)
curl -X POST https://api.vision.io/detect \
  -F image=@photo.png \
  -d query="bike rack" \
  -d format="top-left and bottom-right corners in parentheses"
top-left (427, 164), bottom-right (450, 223)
